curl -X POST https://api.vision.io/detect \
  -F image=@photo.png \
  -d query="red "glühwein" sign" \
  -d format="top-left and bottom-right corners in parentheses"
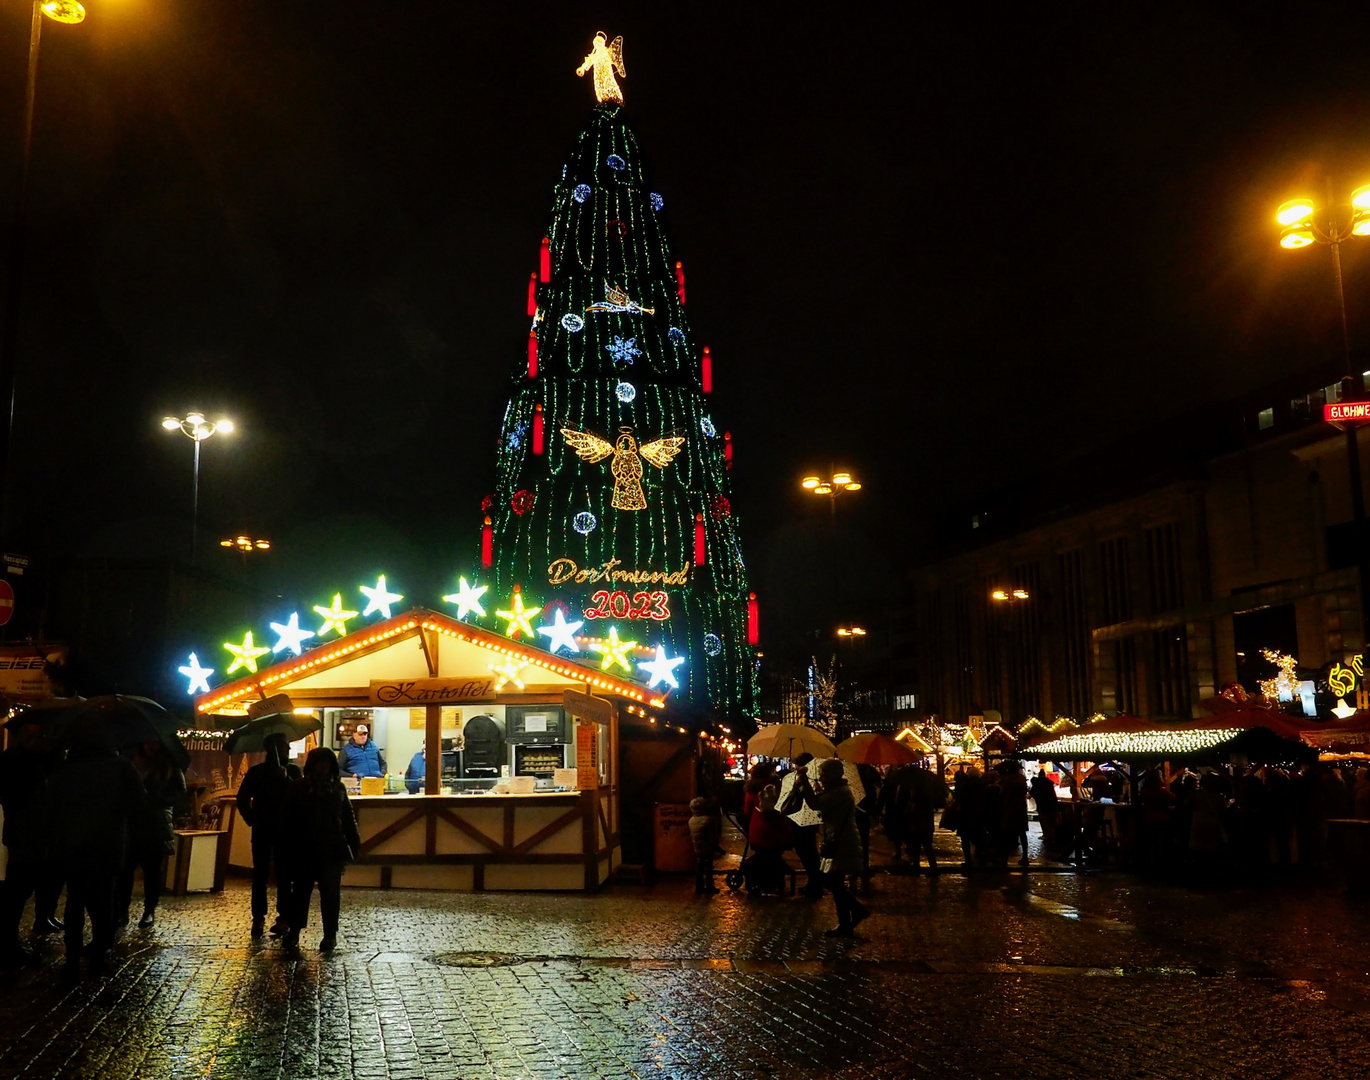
top-left (1325, 402), bottom-right (1370, 424)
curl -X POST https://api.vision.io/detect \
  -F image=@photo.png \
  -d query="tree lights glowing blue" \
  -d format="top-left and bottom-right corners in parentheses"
top-left (700, 416), bottom-right (716, 437)
top-left (572, 511), bottom-right (598, 534)
top-left (667, 327), bottom-right (685, 345)
top-left (606, 153), bottom-right (625, 170)
top-left (561, 313), bottom-right (585, 332)
top-left (605, 336), bottom-right (640, 364)
top-left (573, 184), bottom-right (591, 203)
top-left (703, 633), bottom-right (723, 657)
top-left (616, 382), bottom-right (636, 403)
top-left (650, 192), bottom-right (663, 211)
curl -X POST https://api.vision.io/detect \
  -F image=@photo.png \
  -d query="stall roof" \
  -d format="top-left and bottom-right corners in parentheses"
top-left (194, 607), bottom-right (667, 715)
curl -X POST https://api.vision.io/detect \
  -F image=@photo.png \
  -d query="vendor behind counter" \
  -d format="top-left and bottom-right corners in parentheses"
top-left (337, 725), bottom-right (386, 778)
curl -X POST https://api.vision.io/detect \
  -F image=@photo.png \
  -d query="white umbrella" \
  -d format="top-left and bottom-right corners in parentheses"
top-left (776, 758), bottom-right (866, 828)
top-left (747, 723), bottom-right (836, 760)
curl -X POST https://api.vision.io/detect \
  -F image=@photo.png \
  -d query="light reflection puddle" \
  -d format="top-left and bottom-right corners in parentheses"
top-left (1022, 893), bottom-right (1130, 932)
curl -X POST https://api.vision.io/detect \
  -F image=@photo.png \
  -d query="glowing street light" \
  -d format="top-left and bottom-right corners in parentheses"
top-left (220, 535), bottom-right (270, 552)
top-left (801, 469), bottom-right (862, 514)
top-left (163, 412), bottom-right (234, 565)
top-left (836, 626), bottom-right (866, 637)
top-left (991, 588), bottom-right (1030, 602)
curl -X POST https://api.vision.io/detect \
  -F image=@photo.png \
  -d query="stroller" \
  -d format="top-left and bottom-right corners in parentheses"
top-left (722, 806), bottom-right (796, 895)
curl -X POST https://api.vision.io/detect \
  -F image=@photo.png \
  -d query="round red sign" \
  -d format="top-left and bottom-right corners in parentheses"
top-left (0, 579), bottom-right (15, 626)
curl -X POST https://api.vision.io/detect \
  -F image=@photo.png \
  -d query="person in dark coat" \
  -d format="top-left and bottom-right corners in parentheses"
top-left (117, 740), bottom-right (186, 930)
top-left (1001, 764), bottom-right (1030, 865)
top-left (875, 766), bottom-right (913, 861)
top-left (1029, 768), bottom-right (1059, 847)
top-left (794, 759), bottom-right (869, 937)
top-left (280, 747), bottom-right (360, 952)
top-left (337, 724), bottom-right (386, 778)
top-left (953, 766), bottom-right (987, 867)
top-left (908, 764), bottom-right (949, 874)
top-left (235, 733), bottom-right (302, 937)
top-left (0, 718), bottom-right (63, 964)
top-left (44, 727), bottom-right (145, 974)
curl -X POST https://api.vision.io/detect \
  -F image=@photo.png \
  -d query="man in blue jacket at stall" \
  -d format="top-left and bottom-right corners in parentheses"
top-left (337, 724), bottom-right (386, 779)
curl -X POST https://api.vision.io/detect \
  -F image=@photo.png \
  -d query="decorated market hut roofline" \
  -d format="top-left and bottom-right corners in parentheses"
top-left (194, 607), bottom-right (666, 715)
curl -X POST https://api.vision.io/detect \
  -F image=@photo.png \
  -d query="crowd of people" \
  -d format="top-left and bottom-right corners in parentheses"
top-left (0, 717), bottom-right (362, 976)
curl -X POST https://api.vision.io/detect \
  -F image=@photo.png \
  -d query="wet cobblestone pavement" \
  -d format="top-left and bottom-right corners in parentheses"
top-left (3, 828), bottom-right (1370, 1079)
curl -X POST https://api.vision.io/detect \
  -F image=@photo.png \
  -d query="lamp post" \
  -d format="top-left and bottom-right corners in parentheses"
top-left (1276, 180), bottom-right (1370, 631)
top-left (801, 466), bottom-right (862, 630)
top-left (0, 1), bottom-right (87, 546)
top-left (163, 412), bottom-right (234, 566)
top-left (990, 587), bottom-right (1031, 726)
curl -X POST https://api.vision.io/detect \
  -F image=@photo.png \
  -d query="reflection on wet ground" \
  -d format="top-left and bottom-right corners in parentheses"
top-left (0, 830), bottom-right (1368, 1078)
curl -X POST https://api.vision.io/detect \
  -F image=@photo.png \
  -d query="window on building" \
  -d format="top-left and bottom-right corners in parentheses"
top-left (1258, 407), bottom-right (1274, 430)
top-left (894, 693), bottom-right (917, 711)
top-left (1362, 370), bottom-right (1370, 393)
top-left (1325, 383), bottom-right (1342, 404)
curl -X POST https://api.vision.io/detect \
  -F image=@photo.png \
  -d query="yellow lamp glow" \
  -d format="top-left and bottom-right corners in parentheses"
top-left (41, 1), bottom-right (85, 23)
top-left (814, 483), bottom-right (833, 495)
top-left (1353, 185), bottom-right (1370, 211)
top-left (1354, 215), bottom-right (1370, 238)
top-left (801, 476), bottom-right (820, 489)
top-left (845, 482), bottom-right (862, 491)
top-left (832, 472), bottom-right (853, 486)
top-left (1013, 588), bottom-right (1030, 600)
top-left (991, 589), bottom-right (1009, 601)
top-left (1276, 199), bottom-right (1315, 227)
top-left (1280, 228), bottom-right (1316, 249)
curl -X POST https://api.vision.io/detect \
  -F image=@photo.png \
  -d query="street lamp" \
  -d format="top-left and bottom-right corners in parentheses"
top-left (1276, 181), bottom-right (1370, 625)
top-left (163, 412), bottom-right (234, 565)
top-left (991, 588), bottom-right (1030, 602)
top-left (990, 587), bottom-right (1032, 725)
top-left (0, 0), bottom-right (87, 546)
top-left (220, 535), bottom-right (270, 553)
top-left (801, 469), bottom-right (862, 518)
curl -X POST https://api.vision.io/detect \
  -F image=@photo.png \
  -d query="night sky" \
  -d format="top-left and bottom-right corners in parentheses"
top-left (5, 3), bottom-right (1370, 666)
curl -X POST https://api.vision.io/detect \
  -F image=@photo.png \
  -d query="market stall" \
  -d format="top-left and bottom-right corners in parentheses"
top-left (195, 608), bottom-right (661, 891)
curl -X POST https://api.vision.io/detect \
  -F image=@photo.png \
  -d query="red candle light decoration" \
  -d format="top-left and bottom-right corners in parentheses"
top-left (701, 346), bottom-right (712, 394)
top-left (694, 513), bottom-right (706, 566)
top-left (482, 516), bottom-right (493, 567)
top-left (539, 236), bottom-right (551, 283)
top-left (532, 403), bottom-right (544, 455)
top-left (747, 592), bottom-right (759, 645)
top-left (526, 272), bottom-right (537, 316)
top-left (724, 431), bottom-right (733, 470)
top-left (675, 261), bottom-right (686, 305)
top-left (527, 332), bottom-right (538, 379)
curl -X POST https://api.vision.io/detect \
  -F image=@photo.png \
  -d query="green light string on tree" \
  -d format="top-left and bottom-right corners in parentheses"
top-left (484, 100), bottom-right (759, 720)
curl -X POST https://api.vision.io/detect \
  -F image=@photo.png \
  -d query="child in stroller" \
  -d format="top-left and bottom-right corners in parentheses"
top-left (726, 782), bottom-right (793, 895)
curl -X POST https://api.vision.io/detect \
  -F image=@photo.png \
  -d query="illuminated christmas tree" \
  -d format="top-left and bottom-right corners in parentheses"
top-left (479, 36), bottom-right (758, 722)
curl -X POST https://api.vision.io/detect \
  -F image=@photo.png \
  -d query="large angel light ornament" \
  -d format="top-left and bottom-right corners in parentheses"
top-left (576, 32), bottom-right (626, 105)
top-left (562, 426), bottom-right (684, 511)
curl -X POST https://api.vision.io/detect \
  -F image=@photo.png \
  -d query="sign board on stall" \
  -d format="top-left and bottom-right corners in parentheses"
top-left (576, 721), bottom-right (599, 789)
top-left (0, 643), bottom-right (65, 700)
top-left (564, 688), bottom-right (614, 726)
top-left (247, 693), bottom-right (293, 719)
top-left (1326, 402), bottom-right (1370, 426)
top-left (369, 677), bottom-right (496, 706)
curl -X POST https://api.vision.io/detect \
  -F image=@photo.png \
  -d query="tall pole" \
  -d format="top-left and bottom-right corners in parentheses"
top-left (1328, 217), bottom-right (1370, 641)
top-left (191, 436), bottom-right (201, 567)
top-left (0, 3), bottom-right (46, 548)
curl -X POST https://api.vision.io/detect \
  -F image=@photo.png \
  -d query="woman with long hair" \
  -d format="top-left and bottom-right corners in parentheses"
top-left (280, 747), bottom-right (360, 952)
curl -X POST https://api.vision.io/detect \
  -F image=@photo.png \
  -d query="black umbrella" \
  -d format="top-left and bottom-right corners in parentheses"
top-left (224, 712), bottom-right (322, 755)
top-left (52, 695), bottom-right (191, 770)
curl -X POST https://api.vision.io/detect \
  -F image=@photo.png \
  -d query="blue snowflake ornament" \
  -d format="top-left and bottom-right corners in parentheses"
top-left (505, 421), bottom-right (529, 450)
top-left (605, 336), bottom-right (641, 364)
top-left (573, 184), bottom-right (591, 204)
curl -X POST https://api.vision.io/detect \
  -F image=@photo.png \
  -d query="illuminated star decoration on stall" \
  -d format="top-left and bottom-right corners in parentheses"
top-left (269, 612), bottom-right (315, 656)
top-left (178, 653), bottom-right (214, 695)
top-left (638, 645), bottom-right (685, 690)
top-left (224, 632), bottom-right (272, 676)
top-left (442, 576), bottom-right (489, 621)
top-left (561, 426), bottom-right (685, 511)
top-left (313, 594), bottom-right (360, 638)
top-left (360, 575), bottom-right (403, 619)
top-left (587, 626), bottom-right (638, 674)
top-left (1333, 698), bottom-right (1358, 720)
top-left (489, 660), bottom-right (527, 692)
top-left (537, 609), bottom-right (584, 654)
top-left (495, 587), bottom-right (542, 639)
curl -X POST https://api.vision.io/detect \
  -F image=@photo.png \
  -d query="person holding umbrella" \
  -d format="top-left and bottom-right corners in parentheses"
top-left (793, 758), bottom-right (870, 937)
top-left (0, 716), bottom-right (64, 964)
top-left (236, 733), bottom-right (302, 937)
top-left (279, 747), bottom-right (360, 952)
